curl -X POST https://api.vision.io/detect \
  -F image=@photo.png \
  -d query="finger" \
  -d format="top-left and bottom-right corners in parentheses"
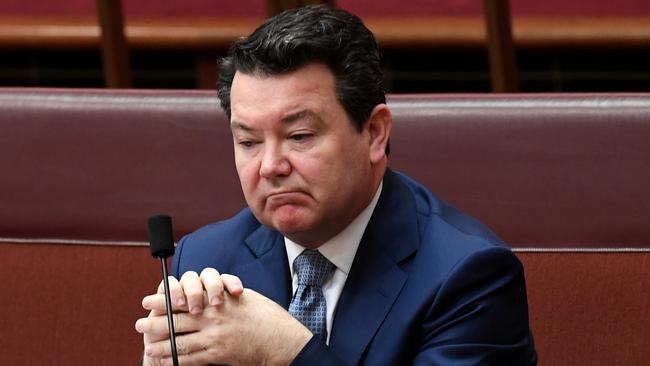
top-left (144, 279), bottom-right (182, 317)
top-left (136, 311), bottom-right (201, 337)
top-left (161, 276), bottom-right (186, 308)
top-left (220, 274), bottom-right (244, 297)
top-left (157, 279), bottom-right (164, 294)
top-left (180, 271), bottom-right (204, 315)
top-left (144, 331), bottom-right (170, 345)
top-left (159, 347), bottom-right (215, 366)
top-left (143, 294), bottom-right (190, 314)
top-left (137, 306), bottom-right (191, 345)
top-left (143, 294), bottom-right (163, 311)
top-left (200, 268), bottom-right (224, 306)
top-left (142, 320), bottom-right (171, 344)
top-left (152, 276), bottom-right (186, 313)
top-left (135, 314), bottom-right (172, 343)
top-left (145, 330), bottom-right (218, 365)
top-left (143, 295), bottom-right (167, 317)
top-left (142, 277), bottom-right (176, 318)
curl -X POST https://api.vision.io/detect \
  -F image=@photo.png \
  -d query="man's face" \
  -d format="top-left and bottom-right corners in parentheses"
top-left (229, 63), bottom-right (378, 247)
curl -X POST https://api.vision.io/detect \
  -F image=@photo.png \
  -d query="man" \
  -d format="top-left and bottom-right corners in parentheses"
top-left (136, 5), bottom-right (536, 365)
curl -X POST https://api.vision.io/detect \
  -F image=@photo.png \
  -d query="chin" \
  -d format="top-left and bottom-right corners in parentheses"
top-left (272, 218), bottom-right (311, 235)
top-left (270, 213), bottom-right (317, 237)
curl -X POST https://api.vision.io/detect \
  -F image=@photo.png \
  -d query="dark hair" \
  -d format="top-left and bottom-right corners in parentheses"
top-left (217, 4), bottom-right (386, 132)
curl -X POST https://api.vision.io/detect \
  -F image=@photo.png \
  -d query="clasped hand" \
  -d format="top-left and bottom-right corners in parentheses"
top-left (135, 268), bottom-right (312, 366)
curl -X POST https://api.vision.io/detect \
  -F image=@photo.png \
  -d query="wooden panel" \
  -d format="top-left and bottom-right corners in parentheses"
top-left (196, 52), bottom-right (219, 89)
top-left (266, 0), bottom-right (335, 17)
top-left (484, 0), bottom-right (519, 92)
top-left (0, 242), bottom-right (159, 366)
top-left (1, 242), bottom-right (647, 365)
top-left (1, 16), bottom-right (649, 50)
top-left (5, 0), bottom-right (650, 18)
top-left (96, 0), bottom-right (132, 88)
top-left (516, 251), bottom-right (650, 366)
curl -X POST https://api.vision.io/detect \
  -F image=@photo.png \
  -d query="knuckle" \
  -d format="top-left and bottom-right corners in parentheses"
top-left (170, 287), bottom-right (184, 301)
top-left (221, 273), bottom-right (240, 284)
top-left (200, 267), bottom-right (220, 281)
top-left (184, 285), bottom-right (201, 297)
top-left (168, 275), bottom-right (180, 286)
top-left (175, 337), bottom-right (192, 356)
top-left (180, 270), bottom-right (199, 282)
top-left (206, 345), bottom-right (222, 361)
top-left (204, 307), bottom-right (222, 324)
top-left (213, 279), bottom-right (224, 290)
top-left (172, 313), bottom-right (184, 332)
top-left (167, 278), bottom-right (181, 295)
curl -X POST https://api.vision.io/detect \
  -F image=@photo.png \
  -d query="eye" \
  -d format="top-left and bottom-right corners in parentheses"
top-left (238, 140), bottom-right (257, 148)
top-left (289, 133), bottom-right (313, 142)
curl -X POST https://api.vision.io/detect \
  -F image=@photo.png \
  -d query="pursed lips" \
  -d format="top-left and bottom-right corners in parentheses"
top-left (264, 190), bottom-right (308, 206)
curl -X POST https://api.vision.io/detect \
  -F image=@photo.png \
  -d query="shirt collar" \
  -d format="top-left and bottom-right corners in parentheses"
top-left (285, 182), bottom-right (383, 274)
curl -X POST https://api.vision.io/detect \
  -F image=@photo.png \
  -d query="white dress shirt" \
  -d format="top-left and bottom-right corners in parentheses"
top-left (285, 182), bottom-right (383, 344)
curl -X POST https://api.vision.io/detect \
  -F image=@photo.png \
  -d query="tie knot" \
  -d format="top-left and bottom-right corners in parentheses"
top-left (293, 250), bottom-right (335, 286)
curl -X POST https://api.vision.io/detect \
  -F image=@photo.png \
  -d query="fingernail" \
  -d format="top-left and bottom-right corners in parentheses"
top-left (176, 297), bottom-right (185, 306)
top-left (190, 306), bottom-right (201, 314)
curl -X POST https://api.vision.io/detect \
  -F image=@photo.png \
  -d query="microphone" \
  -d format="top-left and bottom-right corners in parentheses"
top-left (147, 214), bottom-right (180, 366)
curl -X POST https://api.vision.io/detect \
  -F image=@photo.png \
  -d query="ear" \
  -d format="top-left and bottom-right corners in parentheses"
top-left (365, 104), bottom-right (392, 164)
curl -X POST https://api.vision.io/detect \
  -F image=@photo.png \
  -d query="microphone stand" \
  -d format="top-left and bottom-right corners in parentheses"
top-left (160, 257), bottom-right (180, 366)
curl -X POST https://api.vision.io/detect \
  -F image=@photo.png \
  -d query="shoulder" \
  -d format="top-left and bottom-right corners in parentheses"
top-left (376, 172), bottom-right (536, 363)
top-left (183, 208), bottom-right (261, 245)
top-left (172, 208), bottom-right (263, 275)
top-left (390, 170), bottom-right (513, 271)
top-left (392, 170), bottom-right (504, 242)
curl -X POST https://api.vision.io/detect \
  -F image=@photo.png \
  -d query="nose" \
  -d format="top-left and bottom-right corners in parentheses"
top-left (259, 142), bottom-right (291, 179)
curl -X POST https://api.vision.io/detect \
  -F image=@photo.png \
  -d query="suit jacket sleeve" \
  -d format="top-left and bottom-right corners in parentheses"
top-left (290, 337), bottom-right (345, 366)
top-left (414, 246), bottom-right (536, 365)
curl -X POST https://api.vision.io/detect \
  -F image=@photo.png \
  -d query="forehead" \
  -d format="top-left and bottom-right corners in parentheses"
top-left (229, 63), bottom-right (339, 122)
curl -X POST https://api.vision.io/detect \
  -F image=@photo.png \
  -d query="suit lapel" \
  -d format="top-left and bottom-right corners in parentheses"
top-left (233, 226), bottom-right (292, 308)
top-left (329, 170), bottom-right (420, 365)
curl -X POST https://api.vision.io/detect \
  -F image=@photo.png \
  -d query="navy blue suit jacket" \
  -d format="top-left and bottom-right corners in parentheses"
top-left (172, 170), bottom-right (537, 365)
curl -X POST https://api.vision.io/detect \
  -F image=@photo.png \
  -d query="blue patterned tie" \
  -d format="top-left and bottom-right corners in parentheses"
top-left (288, 249), bottom-right (336, 341)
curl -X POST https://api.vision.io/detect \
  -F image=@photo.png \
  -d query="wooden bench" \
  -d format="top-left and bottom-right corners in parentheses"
top-left (2, 15), bottom-right (650, 51)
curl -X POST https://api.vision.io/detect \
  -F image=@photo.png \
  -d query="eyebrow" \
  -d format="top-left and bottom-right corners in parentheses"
top-left (280, 109), bottom-right (323, 124)
top-left (230, 109), bottom-right (324, 131)
top-left (230, 120), bottom-right (253, 132)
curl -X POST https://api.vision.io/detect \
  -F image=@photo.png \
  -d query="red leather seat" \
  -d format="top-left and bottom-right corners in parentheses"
top-left (1, 88), bottom-right (648, 365)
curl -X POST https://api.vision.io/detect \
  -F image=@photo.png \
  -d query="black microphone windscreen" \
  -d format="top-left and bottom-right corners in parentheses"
top-left (148, 214), bottom-right (175, 258)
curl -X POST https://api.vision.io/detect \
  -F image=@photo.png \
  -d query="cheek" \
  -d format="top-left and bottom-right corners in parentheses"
top-left (325, 147), bottom-right (371, 192)
top-left (235, 159), bottom-right (260, 195)
top-left (296, 155), bottom-right (351, 199)
top-left (293, 154), bottom-right (334, 181)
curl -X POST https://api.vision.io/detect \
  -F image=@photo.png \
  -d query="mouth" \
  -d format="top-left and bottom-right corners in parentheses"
top-left (265, 191), bottom-right (308, 207)
top-left (267, 190), bottom-right (303, 199)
